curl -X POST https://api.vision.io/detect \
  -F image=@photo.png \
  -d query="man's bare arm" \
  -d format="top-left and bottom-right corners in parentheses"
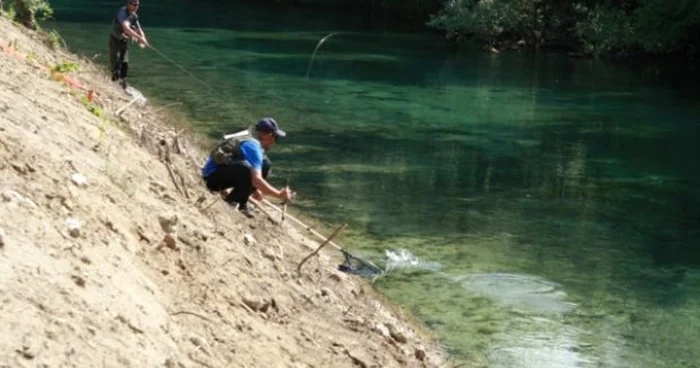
top-left (120, 21), bottom-right (147, 44)
top-left (250, 170), bottom-right (292, 200)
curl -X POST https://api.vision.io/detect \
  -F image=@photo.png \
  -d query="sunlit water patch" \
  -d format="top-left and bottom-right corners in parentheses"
top-left (456, 273), bottom-right (576, 314)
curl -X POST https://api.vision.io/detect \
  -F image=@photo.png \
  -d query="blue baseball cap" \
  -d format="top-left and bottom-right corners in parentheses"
top-left (256, 117), bottom-right (286, 138)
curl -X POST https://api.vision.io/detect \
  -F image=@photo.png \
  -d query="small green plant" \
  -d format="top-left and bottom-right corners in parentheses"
top-left (46, 29), bottom-right (64, 50)
top-left (51, 61), bottom-right (79, 74)
top-left (80, 95), bottom-right (104, 117)
top-left (1, 3), bottom-right (17, 20)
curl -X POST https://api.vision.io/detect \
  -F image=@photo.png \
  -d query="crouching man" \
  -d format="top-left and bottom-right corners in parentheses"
top-left (202, 117), bottom-right (294, 217)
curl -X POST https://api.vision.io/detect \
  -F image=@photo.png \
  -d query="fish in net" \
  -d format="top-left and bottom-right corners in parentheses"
top-left (338, 249), bottom-right (384, 279)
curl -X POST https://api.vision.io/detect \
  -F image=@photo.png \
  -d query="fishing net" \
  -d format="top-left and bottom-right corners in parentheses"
top-left (338, 249), bottom-right (384, 279)
top-left (124, 86), bottom-right (147, 107)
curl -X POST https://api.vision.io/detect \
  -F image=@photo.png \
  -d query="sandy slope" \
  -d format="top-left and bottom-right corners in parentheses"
top-left (0, 17), bottom-right (450, 368)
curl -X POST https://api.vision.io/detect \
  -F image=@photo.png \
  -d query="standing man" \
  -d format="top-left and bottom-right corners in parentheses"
top-left (109, 0), bottom-right (148, 89)
top-left (202, 118), bottom-right (295, 218)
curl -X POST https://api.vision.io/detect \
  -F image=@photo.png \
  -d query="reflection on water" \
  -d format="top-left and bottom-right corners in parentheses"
top-left (47, 0), bottom-right (700, 365)
top-left (487, 328), bottom-right (592, 368)
top-left (457, 273), bottom-right (575, 314)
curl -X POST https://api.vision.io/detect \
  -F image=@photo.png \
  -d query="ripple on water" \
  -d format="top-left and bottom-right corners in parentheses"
top-left (456, 273), bottom-right (576, 314)
top-left (487, 331), bottom-right (589, 368)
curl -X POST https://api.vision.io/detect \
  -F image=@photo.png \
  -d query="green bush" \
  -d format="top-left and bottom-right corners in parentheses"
top-left (574, 5), bottom-right (635, 57)
top-left (574, 0), bottom-right (700, 56)
top-left (634, 0), bottom-right (700, 53)
top-left (428, 0), bottom-right (548, 47)
top-left (4, 0), bottom-right (53, 29)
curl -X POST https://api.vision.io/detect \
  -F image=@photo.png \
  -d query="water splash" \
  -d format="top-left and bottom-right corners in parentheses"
top-left (384, 248), bottom-right (442, 272)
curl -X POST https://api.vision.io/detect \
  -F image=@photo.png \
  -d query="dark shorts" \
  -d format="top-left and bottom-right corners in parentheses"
top-left (203, 157), bottom-right (271, 208)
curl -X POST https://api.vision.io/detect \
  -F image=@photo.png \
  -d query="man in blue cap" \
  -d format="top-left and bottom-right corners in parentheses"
top-left (202, 117), bottom-right (294, 218)
top-left (109, 0), bottom-right (149, 88)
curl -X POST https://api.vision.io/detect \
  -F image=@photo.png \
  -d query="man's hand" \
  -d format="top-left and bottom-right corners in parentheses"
top-left (279, 187), bottom-right (295, 201)
top-left (252, 190), bottom-right (263, 201)
top-left (131, 35), bottom-right (148, 47)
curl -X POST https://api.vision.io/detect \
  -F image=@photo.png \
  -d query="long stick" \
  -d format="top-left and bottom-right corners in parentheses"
top-left (297, 223), bottom-right (347, 274)
top-left (282, 177), bottom-right (289, 222)
top-left (115, 95), bottom-right (143, 116)
top-left (260, 198), bottom-right (384, 274)
top-left (164, 162), bottom-right (185, 197)
top-left (261, 198), bottom-right (343, 251)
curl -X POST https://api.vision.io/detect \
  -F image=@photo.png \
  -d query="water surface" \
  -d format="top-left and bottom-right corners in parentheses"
top-left (48, 1), bottom-right (700, 366)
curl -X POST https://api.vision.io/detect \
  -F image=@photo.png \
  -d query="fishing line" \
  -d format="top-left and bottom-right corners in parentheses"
top-left (146, 44), bottom-right (222, 95)
top-left (144, 31), bottom-right (337, 96)
top-left (305, 32), bottom-right (338, 78)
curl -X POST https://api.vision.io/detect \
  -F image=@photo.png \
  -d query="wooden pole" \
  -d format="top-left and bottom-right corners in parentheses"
top-left (282, 178), bottom-right (289, 222)
top-left (115, 95), bottom-right (143, 116)
top-left (260, 198), bottom-right (343, 251)
top-left (297, 223), bottom-right (347, 275)
top-left (260, 198), bottom-right (384, 274)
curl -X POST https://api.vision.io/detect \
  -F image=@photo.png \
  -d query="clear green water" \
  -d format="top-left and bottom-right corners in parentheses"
top-left (47, 1), bottom-right (700, 366)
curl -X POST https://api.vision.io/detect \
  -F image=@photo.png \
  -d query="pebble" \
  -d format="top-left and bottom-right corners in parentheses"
top-left (242, 296), bottom-right (270, 312)
top-left (385, 323), bottom-right (407, 344)
top-left (374, 323), bottom-right (391, 339)
top-left (65, 218), bottom-right (82, 237)
top-left (320, 287), bottom-right (333, 298)
top-left (188, 335), bottom-right (206, 347)
top-left (262, 248), bottom-right (277, 261)
top-left (71, 274), bottom-right (86, 287)
top-left (163, 234), bottom-right (177, 249)
top-left (2, 190), bottom-right (37, 208)
top-left (414, 345), bottom-right (427, 361)
top-left (20, 335), bottom-right (40, 359)
top-left (243, 233), bottom-right (256, 246)
top-left (0, 227), bottom-right (5, 248)
top-left (149, 180), bottom-right (167, 193)
top-left (157, 212), bottom-right (178, 234)
top-left (71, 173), bottom-right (88, 187)
top-left (11, 161), bottom-right (26, 174)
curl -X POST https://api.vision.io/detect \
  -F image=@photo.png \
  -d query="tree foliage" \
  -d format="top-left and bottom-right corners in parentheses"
top-left (256, 0), bottom-right (699, 55)
top-left (429, 0), bottom-right (700, 55)
top-left (2, 0), bottom-right (53, 29)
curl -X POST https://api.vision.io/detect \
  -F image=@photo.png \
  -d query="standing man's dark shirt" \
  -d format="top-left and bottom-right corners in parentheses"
top-left (112, 7), bottom-right (139, 41)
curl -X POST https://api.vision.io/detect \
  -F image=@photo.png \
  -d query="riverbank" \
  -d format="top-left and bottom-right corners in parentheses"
top-left (0, 17), bottom-right (452, 368)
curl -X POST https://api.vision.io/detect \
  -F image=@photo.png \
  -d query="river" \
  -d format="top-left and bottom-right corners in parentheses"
top-left (47, 1), bottom-right (700, 366)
